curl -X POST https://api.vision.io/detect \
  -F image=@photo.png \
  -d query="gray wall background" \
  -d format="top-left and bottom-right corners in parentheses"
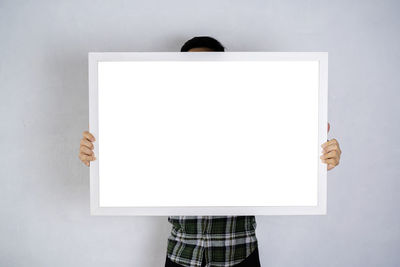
top-left (1, 0), bottom-right (399, 266)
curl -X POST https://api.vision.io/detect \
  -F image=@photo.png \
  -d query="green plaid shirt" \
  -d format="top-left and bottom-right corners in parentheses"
top-left (166, 216), bottom-right (258, 267)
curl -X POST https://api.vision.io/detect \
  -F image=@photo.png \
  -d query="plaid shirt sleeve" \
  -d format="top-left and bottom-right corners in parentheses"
top-left (166, 216), bottom-right (258, 267)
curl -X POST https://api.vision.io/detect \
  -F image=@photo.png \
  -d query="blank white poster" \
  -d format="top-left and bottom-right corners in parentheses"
top-left (89, 52), bottom-right (327, 215)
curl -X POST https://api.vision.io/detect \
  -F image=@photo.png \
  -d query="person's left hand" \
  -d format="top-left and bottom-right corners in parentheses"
top-left (320, 123), bottom-right (341, 171)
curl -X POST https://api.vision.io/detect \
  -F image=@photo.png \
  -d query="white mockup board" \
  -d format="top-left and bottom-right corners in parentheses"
top-left (89, 52), bottom-right (328, 216)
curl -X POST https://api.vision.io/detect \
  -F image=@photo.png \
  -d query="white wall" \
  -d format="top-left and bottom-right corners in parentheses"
top-left (1, 0), bottom-right (399, 266)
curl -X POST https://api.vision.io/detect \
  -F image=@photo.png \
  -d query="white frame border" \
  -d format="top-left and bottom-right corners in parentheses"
top-left (89, 52), bottom-right (328, 216)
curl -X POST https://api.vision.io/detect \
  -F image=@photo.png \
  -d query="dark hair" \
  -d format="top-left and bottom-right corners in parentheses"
top-left (180, 36), bottom-right (225, 52)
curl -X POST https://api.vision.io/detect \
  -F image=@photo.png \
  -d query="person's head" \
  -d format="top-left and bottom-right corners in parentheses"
top-left (180, 36), bottom-right (225, 52)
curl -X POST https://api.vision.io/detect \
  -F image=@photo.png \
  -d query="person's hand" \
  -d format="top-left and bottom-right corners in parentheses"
top-left (79, 131), bottom-right (96, 167)
top-left (320, 123), bottom-right (341, 171)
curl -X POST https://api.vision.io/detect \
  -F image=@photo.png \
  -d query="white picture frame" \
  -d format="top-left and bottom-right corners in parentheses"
top-left (89, 52), bottom-right (328, 216)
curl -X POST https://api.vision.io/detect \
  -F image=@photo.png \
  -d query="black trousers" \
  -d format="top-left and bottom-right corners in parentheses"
top-left (165, 247), bottom-right (261, 267)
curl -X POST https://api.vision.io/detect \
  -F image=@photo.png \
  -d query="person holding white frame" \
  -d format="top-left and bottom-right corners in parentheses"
top-left (79, 36), bottom-right (342, 267)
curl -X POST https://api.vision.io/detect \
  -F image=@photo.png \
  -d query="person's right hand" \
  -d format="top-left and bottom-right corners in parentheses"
top-left (79, 131), bottom-right (96, 166)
